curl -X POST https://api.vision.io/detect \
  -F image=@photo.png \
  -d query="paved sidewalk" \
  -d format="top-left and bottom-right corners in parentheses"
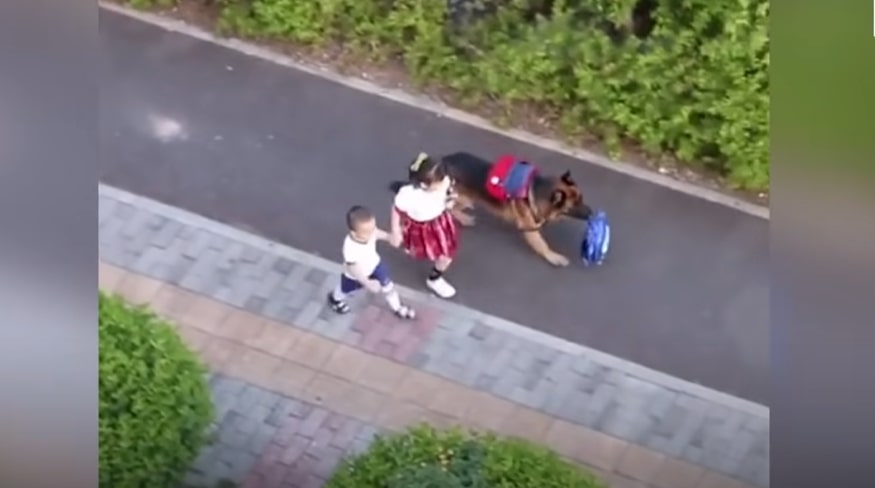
top-left (99, 183), bottom-right (768, 488)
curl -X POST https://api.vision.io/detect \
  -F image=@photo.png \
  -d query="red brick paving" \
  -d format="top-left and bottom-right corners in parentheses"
top-left (243, 405), bottom-right (365, 488)
top-left (352, 302), bottom-right (441, 363)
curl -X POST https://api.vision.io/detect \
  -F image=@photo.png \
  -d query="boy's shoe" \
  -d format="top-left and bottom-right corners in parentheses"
top-left (326, 292), bottom-right (350, 314)
top-left (426, 276), bottom-right (456, 299)
top-left (393, 304), bottom-right (416, 320)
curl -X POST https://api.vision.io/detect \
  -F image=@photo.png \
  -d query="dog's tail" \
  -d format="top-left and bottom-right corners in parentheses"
top-left (388, 180), bottom-right (406, 194)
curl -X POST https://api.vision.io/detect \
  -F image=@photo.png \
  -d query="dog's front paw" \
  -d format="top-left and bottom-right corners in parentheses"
top-left (546, 253), bottom-right (570, 267)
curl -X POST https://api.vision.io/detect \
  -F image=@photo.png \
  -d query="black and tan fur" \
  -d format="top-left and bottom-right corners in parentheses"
top-left (390, 151), bottom-right (593, 267)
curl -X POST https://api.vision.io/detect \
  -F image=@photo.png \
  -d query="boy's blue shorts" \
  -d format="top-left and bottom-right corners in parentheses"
top-left (340, 261), bottom-right (391, 294)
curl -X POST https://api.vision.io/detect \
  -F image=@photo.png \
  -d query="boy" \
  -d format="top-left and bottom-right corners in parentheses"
top-left (327, 205), bottom-right (416, 319)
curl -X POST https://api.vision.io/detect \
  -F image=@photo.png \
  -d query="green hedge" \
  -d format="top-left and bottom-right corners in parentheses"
top-left (325, 424), bottom-right (606, 488)
top-left (124, 0), bottom-right (768, 190)
top-left (205, 0), bottom-right (769, 190)
top-left (99, 292), bottom-right (214, 487)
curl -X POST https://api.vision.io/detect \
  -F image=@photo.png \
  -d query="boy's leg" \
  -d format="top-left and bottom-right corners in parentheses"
top-left (370, 262), bottom-right (415, 319)
top-left (327, 274), bottom-right (360, 314)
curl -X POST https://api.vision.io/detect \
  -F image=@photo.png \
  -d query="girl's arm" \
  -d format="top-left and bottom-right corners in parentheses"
top-left (389, 206), bottom-right (403, 247)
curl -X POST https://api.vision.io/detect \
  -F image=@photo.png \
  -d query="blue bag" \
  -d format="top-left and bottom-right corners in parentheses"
top-left (581, 210), bottom-right (610, 266)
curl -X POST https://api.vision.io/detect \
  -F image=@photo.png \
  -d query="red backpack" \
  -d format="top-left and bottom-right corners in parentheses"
top-left (485, 155), bottom-right (539, 201)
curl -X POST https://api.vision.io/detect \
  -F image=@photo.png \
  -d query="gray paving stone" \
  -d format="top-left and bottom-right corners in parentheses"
top-left (407, 352), bottom-right (430, 368)
top-left (473, 373), bottom-right (498, 390)
top-left (599, 408), bottom-right (655, 443)
top-left (98, 196), bottom-right (116, 224)
top-left (293, 301), bottom-right (324, 329)
top-left (346, 438), bottom-right (372, 457)
top-left (354, 425), bottom-right (381, 443)
top-left (508, 385), bottom-right (549, 410)
top-left (113, 200), bottom-right (136, 219)
top-left (218, 448), bottom-right (258, 481)
top-left (266, 399), bottom-right (297, 427)
top-left (179, 248), bottom-right (223, 295)
top-left (272, 256), bottom-right (296, 275)
top-left (182, 229), bottom-right (219, 259)
top-left (480, 327), bottom-right (509, 351)
top-left (305, 267), bottom-right (332, 286)
top-left (214, 240), bottom-right (246, 270)
top-left (509, 346), bottom-right (535, 372)
top-left (490, 368), bottom-right (525, 399)
top-left (440, 315), bottom-right (476, 336)
top-left (243, 383), bottom-right (282, 409)
top-left (520, 359), bottom-right (549, 391)
top-left (149, 257), bottom-right (195, 285)
top-left (424, 357), bottom-right (465, 381)
top-left (652, 401), bottom-right (689, 438)
top-left (239, 245), bottom-right (262, 263)
top-left (747, 455), bottom-right (769, 488)
top-left (253, 265), bottom-right (286, 300)
top-left (247, 424), bottom-right (277, 454)
top-left (318, 313), bottom-right (354, 341)
top-left (483, 345), bottom-right (516, 378)
top-left (247, 404), bottom-right (274, 425)
top-left (645, 389), bottom-right (677, 423)
top-left (219, 428), bottom-right (253, 450)
top-left (259, 286), bottom-right (293, 318)
top-left (468, 322), bottom-right (491, 340)
top-left (151, 218), bottom-right (183, 248)
top-left (697, 435), bottom-right (733, 472)
top-left (445, 337), bottom-right (478, 369)
top-left (98, 217), bottom-right (125, 249)
top-left (286, 282), bottom-right (318, 311)
top-left (244, 295), bottom-right (268, 314)
top-left (133, 246), bottom-right (168, 276)
top-left (663, 410), bottom-right (708, 457)
top-left (281, 262), bottom-right (312, 291)
top-left (557, 391), bottom-right (594, 425)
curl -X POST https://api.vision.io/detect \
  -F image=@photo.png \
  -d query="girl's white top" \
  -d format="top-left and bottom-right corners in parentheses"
top-left (393, 176), bottom-right (453, 223)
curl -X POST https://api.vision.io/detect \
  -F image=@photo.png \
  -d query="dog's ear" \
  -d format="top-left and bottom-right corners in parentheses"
top-left (550, 189), bottom-right (567, 208)
top-left (560, 171), bottom-right (575, 186)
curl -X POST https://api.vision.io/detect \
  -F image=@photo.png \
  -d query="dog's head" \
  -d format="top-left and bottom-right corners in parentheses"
top-left (545, 171), bottom-right (593, 221)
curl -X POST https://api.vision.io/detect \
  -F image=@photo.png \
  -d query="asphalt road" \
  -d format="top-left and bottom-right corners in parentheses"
top-left (98, 9), bottom-right (770, 405)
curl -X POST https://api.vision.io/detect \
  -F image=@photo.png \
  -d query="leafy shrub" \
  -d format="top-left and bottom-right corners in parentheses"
top-left (122, 0), bottom-right (768, 189)
top-left (325, 424), bottom-right (606, 488)
top-left (99, 292), bottom-right (214, 488)
top-left (208, 0), bottom-right (768, 190)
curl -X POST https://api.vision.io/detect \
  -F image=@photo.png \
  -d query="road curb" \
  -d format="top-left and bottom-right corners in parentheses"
top-left (99, 2), bottom-right (770, 220)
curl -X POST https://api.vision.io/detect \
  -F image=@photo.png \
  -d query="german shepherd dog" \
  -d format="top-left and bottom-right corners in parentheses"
top-left (390, 151), bottom-right (593, 267)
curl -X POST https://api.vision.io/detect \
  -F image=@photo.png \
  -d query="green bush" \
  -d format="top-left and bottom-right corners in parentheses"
top-left (206, 0), bottom-right (768, 190)
top-left (121, 0), bottom-right (767, 189)
top-left (99, 292), bottom-right (214, 488)
top-left (325, 424), bottom-right (606, 488)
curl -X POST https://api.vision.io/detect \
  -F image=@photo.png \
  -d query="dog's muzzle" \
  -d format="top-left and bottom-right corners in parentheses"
top-left (566, 203), bottom-right (594, 221)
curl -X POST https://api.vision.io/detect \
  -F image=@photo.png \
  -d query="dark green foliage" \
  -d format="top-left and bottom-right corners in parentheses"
top-left (325, 424), bottom-right (606, 487)
top-left (99, 292), bottom-right (214, 487)
top-left (122, 0), bottom-right (768, 190)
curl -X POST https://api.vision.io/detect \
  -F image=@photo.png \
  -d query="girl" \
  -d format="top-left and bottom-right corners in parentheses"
top-left (390, 153), bottom-right (460, 299)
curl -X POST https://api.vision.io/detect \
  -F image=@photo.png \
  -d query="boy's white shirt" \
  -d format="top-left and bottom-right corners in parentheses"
top-left (342, 230), bottom-right (389, 282)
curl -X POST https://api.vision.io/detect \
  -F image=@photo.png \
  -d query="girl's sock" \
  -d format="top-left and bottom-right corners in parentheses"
top-left (427, 267), bottom-right (443, 281)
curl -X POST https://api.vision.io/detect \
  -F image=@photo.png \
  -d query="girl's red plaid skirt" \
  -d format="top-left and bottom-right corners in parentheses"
top-left (400, 210), bottom-right (459, 261)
